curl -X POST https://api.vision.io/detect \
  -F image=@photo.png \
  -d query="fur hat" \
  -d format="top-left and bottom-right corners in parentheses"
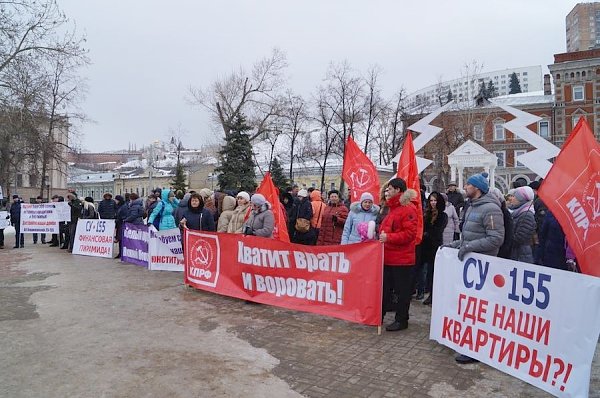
top-left (467, 172), bottom-right (489, 194)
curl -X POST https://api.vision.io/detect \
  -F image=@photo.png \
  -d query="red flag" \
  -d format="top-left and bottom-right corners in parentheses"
top-left (256, 172), bottom-right (290, 243)
top-left (396, 131), bottom-right (423, 244)
top-left (538, 118), bottom-right (600, 277)
top-left (342, 136), bottom-right (381, 204)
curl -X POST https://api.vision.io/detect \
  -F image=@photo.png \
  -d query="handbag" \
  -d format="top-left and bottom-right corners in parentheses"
top-left (295, 217), bottom-right (311, 233)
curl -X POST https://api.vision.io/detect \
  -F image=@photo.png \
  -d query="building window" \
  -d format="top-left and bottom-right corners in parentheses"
top-left (573, 85), bottom-right (584, 101)
top-left (514, 150), bottom-right (527, 167)
top-left (473, 124), bottom-right (484, 141)
top-left (494, 122), bottom-right (505, 141)
top-left (495, 151), bottom-right (506, 168)
top-left (573, 114), bottom-right (585, 127)
top-left (538, 120), bottom-right (550, 138)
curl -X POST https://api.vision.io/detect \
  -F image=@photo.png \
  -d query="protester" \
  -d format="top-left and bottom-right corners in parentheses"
top-left (8, 195), bottom-right (24, 249)
top-left (0, 199), bottom-right (9, 249)
top-left (243, 193), bottom-right (275, 238)
top-left (529, 179), bottom-right (547, 258)
top-left (290, 189), bottom-right (314, 245)
top-left (378, 178), bottom-right (419, 331)
top-left (446, 181), bottom-right (465, 217)
top-left (199, 188), bottom-right (217, 221)
top-left (536, 210), bottom-right (568, 270)
top-left (98, 193), bottom-right (117, 220)
top-left (443, 172), bottom-right (504, 363)
top-left (114, 195), bottom-right (127, 258)
top-left (316, 190), bottom-right (349, 246)
top-left (125, 193), bottom-right (145, 225)
top-left (56, 196), bottom-right (67, 248)
top-left (31, 195), bottom-right (47, 244)
top-left (280, 189), bottom-right (296, 233)
top-left (179, 193), bottom-right (216, 232)
top-left (145, 194), bottom-right (159, 228)
top-left (421, 192), bottom-right (448, 306)
top-left (309, 189), bottom-right (326, 245)
top-left (216, 195), bottom-right (236, 232)
top-left (81, 197), bottom-right (98, 219)
top-left (440, 193), bottom-right (459, 245)
top-left (507, 186), bottom-right (536, 264)
top-left (148, 189), bottom-right (179, 230)
top-left (66, 192), bottom-right (82, 252)
top-left (227, 191), bottom-right (251, 234)
top-left (490, 188), bottom-right (514, 260)
top-left (341, 192), bottom-right (379, 244)
top-left (174, 192), bottom-right (191, 225)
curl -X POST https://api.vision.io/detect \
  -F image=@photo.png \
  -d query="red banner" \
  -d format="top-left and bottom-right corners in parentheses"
top-left (396, 132), bottom-right (423, 244)
top-left (184, 229), bottom-right (384, 325)
top-left (256, 172), bottom-right (290, 243)
top-left (538, 118), bottom-right (600, 277)
top-left (342, 136), bottom-right (381, 203)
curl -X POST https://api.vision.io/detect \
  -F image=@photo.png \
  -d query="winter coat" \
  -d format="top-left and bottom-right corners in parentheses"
top-left (174, 194), bottom-right (190, 225)
top-left (217, 196), bottom-right (237, 232)
top-left (68, 198), bottom-right (83, 223)
top-left (447, 190), bottom-right (465, 216)
top-left (378, 190), bottom-right (419, 265)
top-left (448, 193), bottom-right (504, 257)
top-left (442, 203), bottom-right (460, 244)
top-left (317, 203), bottom-right (349, 246)
top-left (9, 201), bottom-right (22, 224)
top-left (116, 202), bottom-right (128, 228)
top-left (227, 202), bottom-right (251, 234)
top-left (97, 199), bottom-right (117, 219)
top-left (148, 189), bottom-right (179, 230)
top-left (180, 204), bottom-right (216, 232)
top-left (81, 200), bottom-right (98, 219)
top-left (421, 211), bottom-right (448, 265)
top-left (291, 197), bottom-right (314, 244)
top-left (125, 198), bottom-right (145, 225)
top-left (341, 201), bottom-right (380, 244)
top-left (244, 203), bottom-right (275, 238)
top-left (497, 206), bottom-right (514, 260)
top-left (536, 211), bottom-right (566, 269)
top-left (310, 190), bottom-right (326, 229)
top-left (378, 189), bottom-right (419, 265)
top-left (203, 196), bottom-right (218, 222)
top-left (510, 204), bottom-right (536, 264)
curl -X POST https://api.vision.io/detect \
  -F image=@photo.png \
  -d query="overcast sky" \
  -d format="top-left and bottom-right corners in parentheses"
top-left (59, 0), bottom-right (574, 152)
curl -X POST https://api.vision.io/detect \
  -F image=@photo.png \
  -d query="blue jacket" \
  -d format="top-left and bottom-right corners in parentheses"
top-left (148, 189), bottom-right (179, 230)
top-left (341, 202), bottom-right (380, 244)
top-left (536, 211), bottom-right (567, 270)
top-left (180, 207), bottom-right (216, 232)
top-left (125, 198), bottom-right (145, 225)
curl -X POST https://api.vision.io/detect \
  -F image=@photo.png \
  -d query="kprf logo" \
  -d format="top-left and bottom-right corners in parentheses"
top-left (186, 233), bottom-right (220, 287)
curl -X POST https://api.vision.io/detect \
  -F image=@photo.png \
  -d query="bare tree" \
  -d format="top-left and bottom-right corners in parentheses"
top-left (373, 89), bottom-right (407, 165)
top-left (188, 48), bottom-right (287, 141)
top-left (362, 65), bottom-right (385, 154)
top-left (279, 91), bottom-right (309, 181)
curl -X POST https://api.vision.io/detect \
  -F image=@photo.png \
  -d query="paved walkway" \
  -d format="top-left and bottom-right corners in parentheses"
top-left (0, 239), bottom-right (598, 397)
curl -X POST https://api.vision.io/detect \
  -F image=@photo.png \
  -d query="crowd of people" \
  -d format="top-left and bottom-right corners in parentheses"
top-left (0, 174), bottom-right (579, 351)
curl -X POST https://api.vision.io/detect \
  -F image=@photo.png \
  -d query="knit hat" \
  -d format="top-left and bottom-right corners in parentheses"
top-left (236, 191), bottom-right (250, 202)
top-left (360, 192), bottom-right (374, 203)
top-left (467, 172), bottom-right (489, 194)
top-left (115, 195), bottom-right (124, 203)
top-left (513, 186), bottom-right (535, 205)
top-left (251, 193), bottom-right (266, 206)
top-left (298, 189), bottom-right (308, 198)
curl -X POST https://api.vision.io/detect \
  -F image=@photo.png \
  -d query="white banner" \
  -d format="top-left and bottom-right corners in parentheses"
top-left (72, 219), bottom-right (115, 259)
top-left (148, 226), bottom-right (183, 271)
top-left (0, 185), bottom-right (3, 200)
top-left (0, 211), bottom-right (9, 229)
top-left (20, 204), bottom-right (61, 234)
top-left (430, 248), bottom-right (600, 398)
top-left (55, 202), bottom-right (71, 222)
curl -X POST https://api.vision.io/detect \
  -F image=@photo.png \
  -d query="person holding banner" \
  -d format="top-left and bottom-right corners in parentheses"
top-left (341, 192), bottom-right (379, 245)
top-left (442, 172), bottom-right (504, 363)
top-left (32, 196), bottom-right (47, 244)
top-left (66, 193), bottom-right (83, 252)
top-left (290, 189), bottom-right (314, 244)
top-left (114, 195), bottom-right (128, 258)
top-left (243, 193), bottom-right (275, 238)
top-left (506, 186), bottom-right (536, 264)
top-left (179, 193), bottom-right (216, 232)
top-left (125, 193), bottom-right (145, 225)
top-left (421, 192), bottom-right (448, 306)
top-left (378, 178), bottom-right (418, 331)
top-left (217, 195), bottom-right (237, 232)
top-left (317, 190), bottom-right (349, 246)
top-left (148, 189), bottom-right (179, 230)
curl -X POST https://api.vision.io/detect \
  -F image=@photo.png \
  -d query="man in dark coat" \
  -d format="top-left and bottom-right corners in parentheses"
top-left (446, 181), bottom-right (465, 218)
top-left (290, 189), bottom-right (314, 245)
top-left (66, 193), bottom-right (82, 252)
top-left (9, 195), bottom-right (24, 248)
top-left (98, 193), bottom-right (117, 219)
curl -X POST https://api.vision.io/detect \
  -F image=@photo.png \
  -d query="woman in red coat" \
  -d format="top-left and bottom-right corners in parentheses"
top-left (379, 178), bottom-right (419, 331)
top-left (317, 190), bottom-right (349, 246)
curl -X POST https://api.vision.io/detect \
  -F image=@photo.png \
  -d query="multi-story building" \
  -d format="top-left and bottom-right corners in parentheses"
top-left (548, 48), bottom-right (600, 145)
top-left (566, 2), bottom-right (600, 52)
top-left (68, 171), bottom-right (116, 202)
top-left (405, 66), bottom-right (543, 109)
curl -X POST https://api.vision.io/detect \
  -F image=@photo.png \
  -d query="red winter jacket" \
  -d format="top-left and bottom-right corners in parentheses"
top-left (317, 203), bottom-right (349, 246)
top-left (379, 189), bottom-right (419, 266)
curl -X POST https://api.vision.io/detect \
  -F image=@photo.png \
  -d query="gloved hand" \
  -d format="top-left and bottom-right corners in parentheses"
top-left (457, 244), bottom-right (471, 261)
